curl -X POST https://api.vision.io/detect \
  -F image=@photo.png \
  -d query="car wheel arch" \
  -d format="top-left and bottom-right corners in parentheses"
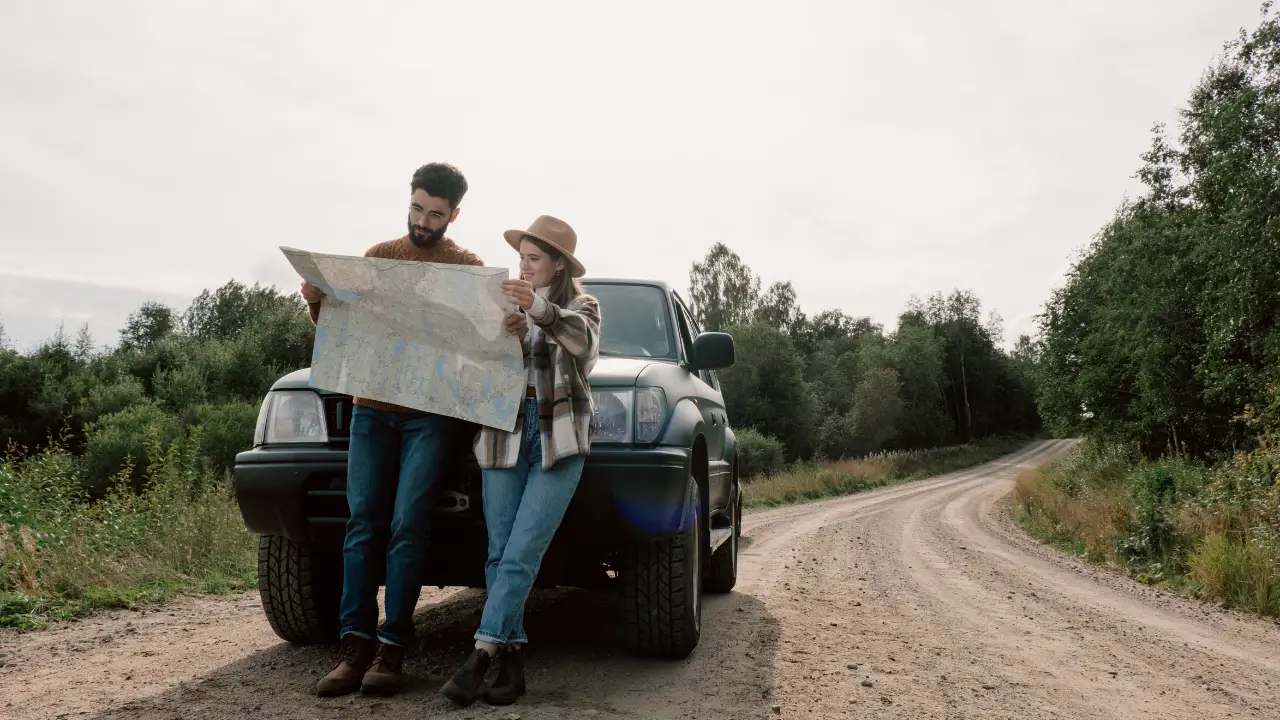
top-left (723, 424), bottom-right (738, 463)
top-left (661, 398), bottom-right (707, 448)
top-left (690, 434), bottom-right (709, 520)
top-left (690, 435), bottom-right (711, 578)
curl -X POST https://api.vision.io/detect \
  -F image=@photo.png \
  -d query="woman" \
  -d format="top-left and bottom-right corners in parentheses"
top-left (440, 215), bottom-right (601, 707)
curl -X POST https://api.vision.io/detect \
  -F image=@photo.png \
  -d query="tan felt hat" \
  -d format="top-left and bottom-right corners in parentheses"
top-left (504, 214), bottom-right (586, 278)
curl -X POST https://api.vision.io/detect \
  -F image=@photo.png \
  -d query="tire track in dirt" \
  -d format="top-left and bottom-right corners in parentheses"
top-left (4, 439), bottom-right (1278, 719)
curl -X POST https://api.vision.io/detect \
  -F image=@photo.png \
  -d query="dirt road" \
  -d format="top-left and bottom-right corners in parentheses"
top-left (4, 439), bottom-right (1279, 719)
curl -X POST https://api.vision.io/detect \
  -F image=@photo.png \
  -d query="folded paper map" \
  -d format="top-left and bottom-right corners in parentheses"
top-left (280, 246), bottom-right (525, 432)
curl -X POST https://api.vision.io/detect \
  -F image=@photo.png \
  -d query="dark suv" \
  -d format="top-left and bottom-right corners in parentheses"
top-left (233, 279), bottom-right (740, 659)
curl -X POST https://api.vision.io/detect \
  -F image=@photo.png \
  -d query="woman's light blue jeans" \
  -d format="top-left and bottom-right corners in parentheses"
top-left (475, 399), bottom-right (586, 645)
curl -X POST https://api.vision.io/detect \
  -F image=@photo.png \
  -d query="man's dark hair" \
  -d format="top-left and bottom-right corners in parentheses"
top-left (410, 162), bottom-right (468, 209)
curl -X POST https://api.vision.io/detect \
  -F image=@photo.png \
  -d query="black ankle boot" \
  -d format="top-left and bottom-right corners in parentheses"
top-left (439, 647), bottom-right (494, 707)
top-left (483, 645), bottom-right (526, 705)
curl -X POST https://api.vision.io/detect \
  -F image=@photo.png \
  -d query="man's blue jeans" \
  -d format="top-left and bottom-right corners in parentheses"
top-left (475, 399), bottom-right (586, 645)
top-left (339, 405), bottom-right (455, 648)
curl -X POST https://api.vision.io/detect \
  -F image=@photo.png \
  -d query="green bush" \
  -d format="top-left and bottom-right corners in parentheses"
top-left (1045, 439), bottom-right (1136, 499)
top-left (77, 375), bottom-right (146, 424)
top-left (193, 402), bottom-right (259, 473)
top-left (207, 336), bottom-right (272, 401)
top-left (719, 323), bottom-right (817, 461)
top-left (816, 412), bottom-right (861, 460)
top-left (1119, 458), bottom-right (1210, 565)
top-left (737, 428), bottom-right (785, 479)
top-left (121, 334), bottom-right (198, 396)
top-left (153, 364), bottom-right (209, 412)
top-left (0, 442), bottom-right (85, 536)
top-left (82, 402), bottom-right (184, 495)
top-left (1188, 533), bottom-right (1280, 616)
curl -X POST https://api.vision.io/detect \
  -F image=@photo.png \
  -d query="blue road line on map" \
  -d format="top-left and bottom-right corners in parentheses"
top-left (493, 395), bottom-right (518, 427)
top-left (484, 374), bottom-right (518, 427)
top-left (434, 357), bottom-right (463, 401)
top-left (435, 356), bottom-right (484, 420)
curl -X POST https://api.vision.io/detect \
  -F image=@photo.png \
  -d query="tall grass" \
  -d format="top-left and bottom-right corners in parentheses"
top-left (744, 435), bottom-right (1030, 508)
top-left (1014, 439), bottom-right (1280, 617)
top-left (0, 430), bottom-right (256, 629)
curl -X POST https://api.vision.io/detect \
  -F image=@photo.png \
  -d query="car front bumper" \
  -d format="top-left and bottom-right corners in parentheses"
top-left (232, 443), bottom-right (694, 548)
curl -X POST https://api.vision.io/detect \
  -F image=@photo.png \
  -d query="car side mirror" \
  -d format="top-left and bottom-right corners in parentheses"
top-left (689, 332), bottom-right (735, 371)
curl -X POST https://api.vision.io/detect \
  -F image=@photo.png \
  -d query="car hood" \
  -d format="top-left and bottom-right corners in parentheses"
top-left (270, 356), bottom-right (659, 393)
top-left (585, 355), bottom-right (656, 387)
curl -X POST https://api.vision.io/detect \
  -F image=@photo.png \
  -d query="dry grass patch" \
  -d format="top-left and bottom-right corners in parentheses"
top-left (1014, 466), bottom-right (1131, 561)
top-left (744, 436), bottom-right (1030, 509)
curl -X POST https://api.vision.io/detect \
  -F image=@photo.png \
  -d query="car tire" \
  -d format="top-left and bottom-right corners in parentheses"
top-left (705, 486), bottom-right (740, 593)
top-left (257, 534), bottom-right (341, 645)
top-left (621, 474), bottom-right (703, 659)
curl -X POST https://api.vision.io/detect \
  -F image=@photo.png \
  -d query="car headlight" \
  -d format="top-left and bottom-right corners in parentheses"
top-left (254, 390), bottom-right (329, 445)
top-left (590, 387), bottom-right (667, 444)
top-left (634, 387), bottom-right (667, 443)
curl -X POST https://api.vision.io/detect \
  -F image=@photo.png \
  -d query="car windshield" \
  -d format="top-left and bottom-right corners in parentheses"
top-left (582, 283), bottom-right (676, 359)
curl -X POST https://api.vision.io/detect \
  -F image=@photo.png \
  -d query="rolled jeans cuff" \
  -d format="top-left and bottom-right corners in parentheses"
top-left (376, 632), bottom-right (407, 648)
top-left (341, 628), bottom-right (374, 642)
top-left (473, 630), bottom-right (509, 647)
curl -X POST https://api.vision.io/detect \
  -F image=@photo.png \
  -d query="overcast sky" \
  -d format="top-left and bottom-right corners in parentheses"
top-left (0, 0), bottom-right (1268, 352)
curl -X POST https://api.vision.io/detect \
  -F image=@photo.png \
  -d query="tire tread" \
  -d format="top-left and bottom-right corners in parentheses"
top-left (621, 477), bottom-right (701, 658)
top-left (257, 535), bottom-right (340, 645)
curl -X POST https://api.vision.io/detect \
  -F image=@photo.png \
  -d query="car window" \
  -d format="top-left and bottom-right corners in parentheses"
top-left (699, 366), bottom-right (720, 391)
top-left (672, 294), bottom-right (720, 390)
top-left (671, 295), bottom-right (696, 361)
top-left (675, 292), bottom-right (702, 335)
top-left (582, 283), bottom-right (676, 359)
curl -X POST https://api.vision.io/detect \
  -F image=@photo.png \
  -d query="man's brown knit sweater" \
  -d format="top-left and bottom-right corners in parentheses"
top-left (307, 235), bottom-right (484, 414)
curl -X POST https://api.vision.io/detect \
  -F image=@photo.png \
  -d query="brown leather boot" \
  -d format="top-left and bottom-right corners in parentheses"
top-left (360, 642), bottom-right (409, 696)
top-left (316, 634), bottom-right (377, 697)
top-left (439, 647), bottom-right (494, 707)
top-left (482, 644), bottom-right (526, 705)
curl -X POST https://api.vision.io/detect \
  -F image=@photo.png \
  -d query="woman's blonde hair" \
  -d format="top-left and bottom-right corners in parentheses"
top-left (524, 236), bottom-right (584, 309)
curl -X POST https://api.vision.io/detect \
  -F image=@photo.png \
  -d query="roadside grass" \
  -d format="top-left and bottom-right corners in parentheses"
top-left (743, 435), bottom-right (1034, 510)
top-left (0, 432), bottom-right (257, 630)
top-left (1014, 440), bottom-right (1280, 618)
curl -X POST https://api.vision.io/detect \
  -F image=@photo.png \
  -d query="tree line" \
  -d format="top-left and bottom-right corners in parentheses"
top-left (686, 244), bottom-right (1041, 475)
top-left (0, 282), bottom-right (316, 496)
top-left (1017, 6), bottom-right (1280, 619)
top-left (1035, 4), bottom-right (1280, 459)
top-left (0, 244), bottom-right (1044, 493)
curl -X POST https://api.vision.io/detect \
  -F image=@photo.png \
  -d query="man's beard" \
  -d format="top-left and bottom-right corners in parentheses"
top-left (408, 215), bottom-right (448, 248)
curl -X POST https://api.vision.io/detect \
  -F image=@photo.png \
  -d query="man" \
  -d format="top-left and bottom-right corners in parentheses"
top-left (303, 162), bottom-right (483, 698)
